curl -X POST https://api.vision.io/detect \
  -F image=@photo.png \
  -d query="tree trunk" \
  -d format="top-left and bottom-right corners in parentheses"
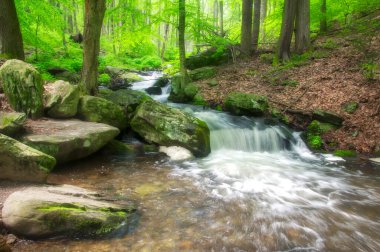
top-left (161, 23), bottom-right (169, 61)
top-left (277, 0), bottom-right (296, 61)
top-left (260, 0), bottom-right (267, 43)
top-left (213, 0), bottom-right (219, 30)
top-left (320, 0), bottom-right (327, 33)
top-left (241, 0), bottom-right (253, 56)
top-left (252, 0), bottom-right (261, 52)
top-left (81, 0), bottom-right (106, 95)
top-left (295, 0), bottom-right (310, 54)
top-left (178, 0), bottom-right (187, 90)
top-left (0, 0), bottom-right (25, 60)
top-left (219, 1), bottom-right (224, 36)
top-left (73, 0), bottom-right (79, 33)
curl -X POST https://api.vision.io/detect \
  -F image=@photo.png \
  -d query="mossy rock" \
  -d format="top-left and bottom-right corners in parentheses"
top-left (192, 94), bottom-right (208, 106)
top-left (0, 112), bottom-right (26, 136)
top-left (207, 79), bottom-right (219, 87)
top-left (78, 96), bottom-right (127, 130)
top-left (0, 133), bottom-right (56, 182)
top-left (2, 185), bottom-right (136, 239)
top-left (312, 109), bottom-right (343, 127)
top-left (130, 100), bottom-right (211, 157)
top-left (189, 67), bottom-right (217, 81)
top-left (334, 149), bottom-right (357, 157)
top-left (44, 80), bottom-right (80, 118)
top-left (224, 92), bottom-right (268, 116)
top-left (184, 83), bottom-right (199, 99)
top-left (102, 140), bottom-right (135, 155)
top-left (0, 60), bottom-right (44, 118)
top-left (153, 77), bottom-right (169, 88)
top-left (343, 102), bottom-right (359, 114)
top-left (120, 72), bottom-right (143, 83)
top-left (305, 120), bottom-right (336, 150)
top-left (98, 89), bottom-right (152, 114)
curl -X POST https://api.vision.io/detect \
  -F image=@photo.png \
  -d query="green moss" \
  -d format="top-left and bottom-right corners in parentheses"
top-left (334, 150), bottom-right (357, 157)
top-left (281, 79), bottom-right (299, 87)
top-left (189, 67), bottom-right (217, 81)
top-left (224, 92), bottom-right (268, 116)
top-left (308, 135), bottom-right (323, 150)
top-left (184, 83), bottom-right (199, 99)
top-left (343, 102), bottom-right (359, 114)
top-left (98, 73), bottom-right (111, 86)
top-left (306, 120), bottom-right (335, 150)
top-left (259, 53), bottom-right (274, 64)
top-left (192, 94), bottom-right (208, 106)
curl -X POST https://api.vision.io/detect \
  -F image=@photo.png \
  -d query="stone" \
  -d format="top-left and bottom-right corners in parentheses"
top-left (130, 100), bottom-right (211, 157)
top-left (47, 67), bottom-right (80, 83)
top-left (44, 81), bottom-right (80, 118)
top-left (21, 119), bottom-right (119, 163)
top-left (224, 92), bottom-right (268, 116)
top-left (0, 60), bottom-right (44, 118)
top-left (0, 134), bottom-right (56, 183)
top-left (2, 185), bottom-right (136, 239)
top-left (369, 158), bottom-right (380, 166)
top-left (189, 67), bottom-right (217, 81)
top-left (78, 96), bottom-right (127, 130)
top-left (101, 140), bottom-right (135, 155)
top-left (207, 79), bottom-right (219, 87)
top-left (184, 83), bottom-right (199, 99)
top-left (159, 146), bottom-right (194, 161)
top-left (98, 89), bottom-right (152, 113)
top-left (168, 74), bottom-right (192, 103)
top-left (153, 77), bottom-right (169, 88)
top-left (185, 47), bottom-right (230, 70)
top-left (119, 72), bottom-right (143, 83)
top-left (104, 66), bottom-right (124, 77)
top-left (312, 109), bottom-right (344, 127)
top-left (0, 112), bottom-right (26, 136)
top-left (145, 86), bottom-right (162, 95)
top-left (0, 235), bottom-right (11, 252)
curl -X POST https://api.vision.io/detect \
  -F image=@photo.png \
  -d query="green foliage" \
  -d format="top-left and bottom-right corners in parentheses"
top-left (98, 74), bottom-right (111, 86)
top-left (260, 53), bottom-right (274, 64)
top-left (343, 102), bottom-right (359, 114)
top-left (281, 80), bottom-right (299, 87)
top-left (321, 39), bottom-right (339, 49)
top-left (361, 62), bottom-right (379, 80)
top-left (308, 135), bottom-right (323, 150)
top-left (334, 149), bottom-right (357, 157)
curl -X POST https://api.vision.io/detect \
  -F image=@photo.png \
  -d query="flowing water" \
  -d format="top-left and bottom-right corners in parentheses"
top-left (13, 75), bottom-right (380, 251)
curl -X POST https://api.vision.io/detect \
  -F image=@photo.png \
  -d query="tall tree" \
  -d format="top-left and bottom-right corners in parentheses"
top-left (252, 0), bottom-right (261, 52)
top-left (277, 0), bottom-right (297, 61)
top-left (178, 0), bottom-right (187, 90)
top-left (320, 0), bottom-right (327, 33)
top-left (81, 0), bottom-right (106, 95)
top-left (295, 0), bottom-right (310, 54)
top-left (219, 1), bottom-right (224, 36)
top-left (241, 0), bottom-right (253, 55)
top-left (260, 0), bottom-right (267, 43)
top-left (0, 0), bottom-right (25, 60)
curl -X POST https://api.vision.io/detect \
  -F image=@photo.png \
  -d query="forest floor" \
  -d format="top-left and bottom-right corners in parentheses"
top-left (197, 13), bottom-right (380, 154)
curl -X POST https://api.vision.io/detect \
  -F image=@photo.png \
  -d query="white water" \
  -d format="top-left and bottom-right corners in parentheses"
top-left (130, 74), bottom-right (380, 251)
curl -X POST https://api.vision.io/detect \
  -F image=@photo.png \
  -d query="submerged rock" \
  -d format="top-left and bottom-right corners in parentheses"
top-left (145, 86), bottom-right (162, 95)
top-left (98, 89), bottom-right (152, 113)
top-left (0, 60), bottom-right (44, 118)
top-left (2, 185), bottom-right (136, 239)
top-left (224, 92), bottom-right (268, 116)
top-left (153, 77), bottom-right (169, 88)
top-left (22, 119), bottom-right (119, 163)
top-left (0, 133), bottom-right (56, 183)
top-left (77, 96), bottom-right (127, 130)
top-left (0, 112), bottom-right (26, 136)
top-left (130, 100), bottom-right (211, 157)
top-left (44, 80), bottom-right (80, 118)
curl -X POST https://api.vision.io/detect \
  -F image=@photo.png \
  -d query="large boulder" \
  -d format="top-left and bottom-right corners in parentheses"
top-left (77, 96), bottom-right (127, 130)
top-left (224, 92), bottom-right (269, 116)
top-left (0, 134), bottom-right (56, 183)
top-left (312, 109), bottom-right (344, 127)
top-left (185, 47), bottom-right (230, 70)
top-left (47, 67), bottom-right (80, 83)
top-left (44, 80), bottom-right (80, 118)
top-left (189, 67), bottom-right (217, 81)
top-left (168, 74), bottom-right (192, 103)
top-left (0, 112), bottom-right (26, 136)
top-left (130, 100), bottom-right (211, 157)
top-left (2, 185), bottom-right (136, 239)
top-left (0, 60), bottom-right (44, 118)
top-left (120, 72), bottom-right (143, 83)
top-left (22, 119), bottom-right (119, 163)
top-left (98, 89), bottom-right (152, 113)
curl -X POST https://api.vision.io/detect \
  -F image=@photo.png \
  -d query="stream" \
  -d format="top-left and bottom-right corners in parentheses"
top-left (14, 73), bottom-right (380, 251)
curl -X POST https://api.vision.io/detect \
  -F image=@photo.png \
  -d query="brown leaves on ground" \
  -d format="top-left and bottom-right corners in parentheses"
top-left (198, 36), bottom-right (380, 154)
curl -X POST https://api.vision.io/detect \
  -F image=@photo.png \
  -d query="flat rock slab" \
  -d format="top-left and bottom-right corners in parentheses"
top-left (370, 158), bottom-right (380, 166)
top-left (22, 119), bottom-right (119, 163)
top-left (2, 185), bottom-right (136, 239)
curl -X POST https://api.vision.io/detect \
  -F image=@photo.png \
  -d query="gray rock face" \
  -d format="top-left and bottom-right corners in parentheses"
top-left (0, 60), bottom-right (44, 118)
top-left (2, 185), bottom-right (136, 239)
top-left (44, 80), bottom-right (80, 118)
top-left (0, 133), bottom-right (56, 183)
top-left (77, 96), bottom-right (127, 130)
top-left (312, 109), bottom-right (344, 127)
top-left (98, 89), bottom-right (152, 113)
top-left (0, 112), bottom-right (26, 136)
top-left (130, 100), bottom-right (211, 157)
top-left (22, 119), bottom-right (119, 163)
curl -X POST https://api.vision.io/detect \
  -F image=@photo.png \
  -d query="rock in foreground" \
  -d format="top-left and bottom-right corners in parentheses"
top-left (0, 60), bottom-right (44, 118)
top-left (0, 133), bottom-right (56, 183)
top-left (2, 185), bottom-right (136, 239)
top-left (22, 119), bottom-right (119, 163)
top-left (131, 100), bottom-right (210, 157)
top-left (0, 112), bottom-right (26, 136)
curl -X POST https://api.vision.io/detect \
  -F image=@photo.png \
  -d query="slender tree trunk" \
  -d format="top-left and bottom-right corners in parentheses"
top-left (195, 0), bottom-right (201, 52)
top-left (252, 0), bottom-right (261, 52)
top-left (0, 0), bottom-right (25, 60)
top-left (213, 0), bottom-right (219, 29)
top-left (260, 0), bottom-right (267, 43)
top-left (178, 0), bottom-right (187, 90)
top-left (219, 1), bottom-right (224, 36)
top-left (295, 0), bottom-right (310, 54)
top-left (320, 0), bottom-right (327, 33)
top-left (73, 0), bottom-right (79, 33)
top-left (161, 23), bottom-right (169, 61)
top-left (277, 0), bottom-right (296, 61)
top-left (241, 0), bottom-right (253, 56)
top-left (81, 0), bottom-right (106, 95)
